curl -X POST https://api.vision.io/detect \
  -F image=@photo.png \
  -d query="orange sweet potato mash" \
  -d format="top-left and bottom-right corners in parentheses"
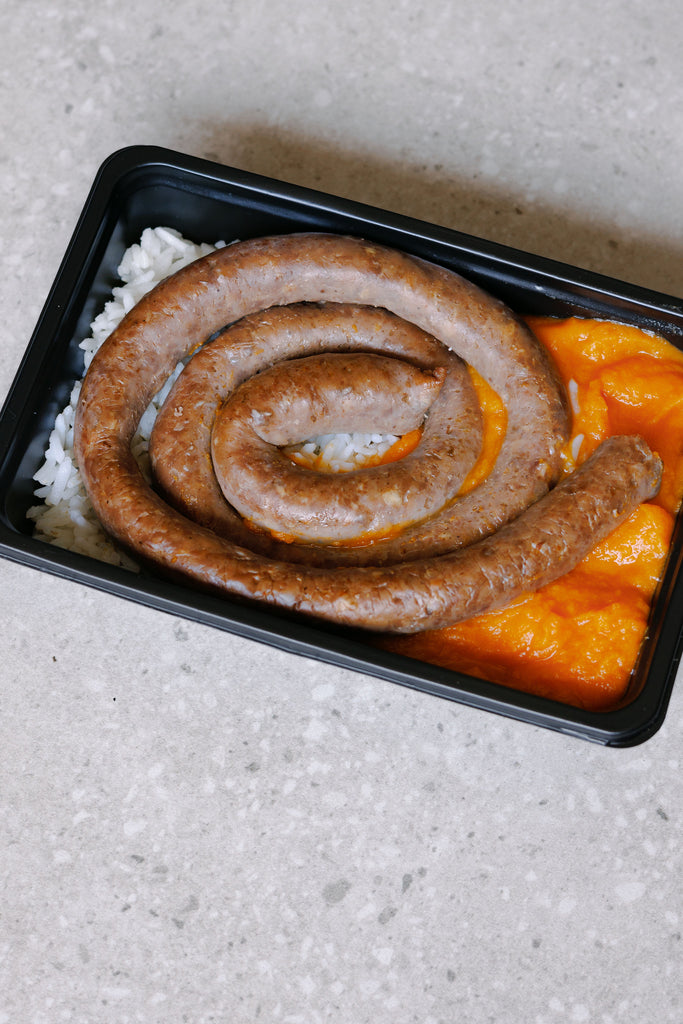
top-left (380, 317), bottom-right (683, 711)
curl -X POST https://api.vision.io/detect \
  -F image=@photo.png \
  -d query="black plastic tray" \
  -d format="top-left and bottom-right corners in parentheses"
top-left (1, 145), bottom-right (682, 746)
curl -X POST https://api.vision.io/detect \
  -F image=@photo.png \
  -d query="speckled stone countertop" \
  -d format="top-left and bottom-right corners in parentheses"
top-left (1, 2), bottom-right (682, 1022)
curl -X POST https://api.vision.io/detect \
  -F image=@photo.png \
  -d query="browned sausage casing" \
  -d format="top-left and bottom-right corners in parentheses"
top-left (150, 303), bottom-right (485, 557)
top-left (210, 352), bottom-right (465, 542)
top-left (74, 233), bottom-right (662, 633)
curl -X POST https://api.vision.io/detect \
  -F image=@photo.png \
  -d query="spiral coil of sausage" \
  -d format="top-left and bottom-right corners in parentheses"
top-left (74, 234), bottom-right (662, 633)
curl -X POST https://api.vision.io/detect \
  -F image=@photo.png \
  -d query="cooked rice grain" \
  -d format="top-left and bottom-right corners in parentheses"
top-left (29, 228), bottom-right (224, 566)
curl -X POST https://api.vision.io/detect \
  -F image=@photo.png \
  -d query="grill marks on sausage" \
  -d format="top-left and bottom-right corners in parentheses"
top-left (74, 233), bottom-right (662, 633)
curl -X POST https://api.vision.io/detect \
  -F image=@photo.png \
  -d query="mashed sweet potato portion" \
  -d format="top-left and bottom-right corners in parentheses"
top-left (380, 317), bottom-right (683, 711)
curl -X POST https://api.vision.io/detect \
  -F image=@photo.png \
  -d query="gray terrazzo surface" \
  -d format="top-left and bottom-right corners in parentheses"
top-left (1, 1), bottom-right (681, 1021)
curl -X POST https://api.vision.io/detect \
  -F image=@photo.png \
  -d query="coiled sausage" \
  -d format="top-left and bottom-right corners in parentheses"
top-left (150, 302), bottom-right (484, 560)
top-left (74, 233), bottom-right (661, 633)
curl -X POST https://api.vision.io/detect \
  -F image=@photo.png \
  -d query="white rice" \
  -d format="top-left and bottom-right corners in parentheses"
top-left (567, 377), bottom-right (581, 417)
top-left (27, 227), bottom-right (399, 566)
top-left (285, 431), bottom-right (399, 473)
